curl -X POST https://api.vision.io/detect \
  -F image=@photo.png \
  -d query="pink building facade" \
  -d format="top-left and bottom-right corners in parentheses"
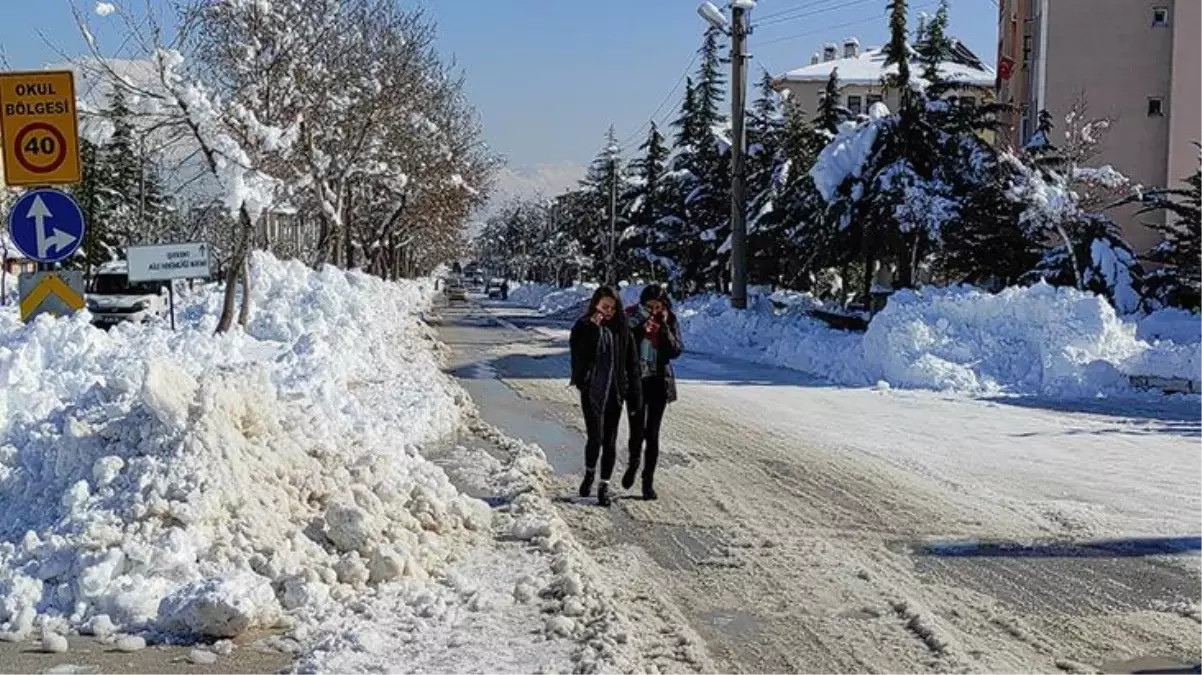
top-left (996, 0), bottom-right (1200, 253)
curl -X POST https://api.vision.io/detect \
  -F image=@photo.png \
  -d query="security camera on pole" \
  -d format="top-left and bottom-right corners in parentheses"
top-left (697, 1), bottom-right (753, 310)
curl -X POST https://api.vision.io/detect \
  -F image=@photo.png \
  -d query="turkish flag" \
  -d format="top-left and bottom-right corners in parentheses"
top-left (998, 56), bottom-right (1015, 81)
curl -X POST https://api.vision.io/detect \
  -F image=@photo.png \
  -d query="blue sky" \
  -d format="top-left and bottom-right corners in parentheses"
top-left (0, 0), bottom-right (997, 170)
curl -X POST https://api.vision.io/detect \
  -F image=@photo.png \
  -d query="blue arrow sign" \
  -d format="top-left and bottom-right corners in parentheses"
top-left (6, 188), bottom-right (87, 264)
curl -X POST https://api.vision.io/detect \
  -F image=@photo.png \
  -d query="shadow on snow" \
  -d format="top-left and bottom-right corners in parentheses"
top-left (919, 535), bottom-right (1202, 558)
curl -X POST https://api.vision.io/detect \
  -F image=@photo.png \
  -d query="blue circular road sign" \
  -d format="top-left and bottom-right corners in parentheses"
top-left (6, 188), bottom-right (87, 264)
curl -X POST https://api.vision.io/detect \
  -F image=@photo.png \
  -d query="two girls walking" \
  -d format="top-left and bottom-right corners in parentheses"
top-left (570, 285), bottom-right (683, 506)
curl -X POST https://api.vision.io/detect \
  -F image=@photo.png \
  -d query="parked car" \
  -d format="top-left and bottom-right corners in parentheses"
top-left (486, 278), bottom-right (506, 299)
top-left (87, 262), bottom-right (169, 329)
top-left (445, 277), bottom-right (468, 303)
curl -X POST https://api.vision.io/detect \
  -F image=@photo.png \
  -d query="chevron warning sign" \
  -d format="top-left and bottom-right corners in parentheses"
top-left (18, 270), bottom-right (84, 323)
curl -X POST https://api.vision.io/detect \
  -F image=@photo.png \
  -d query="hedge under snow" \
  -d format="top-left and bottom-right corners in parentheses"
top-left (0, 252), bottom-right (487, 640)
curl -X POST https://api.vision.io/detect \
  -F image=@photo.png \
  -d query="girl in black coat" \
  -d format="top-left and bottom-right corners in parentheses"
top-left (569, 286), bottom-right (642, 507)
top-left (622, 284), bottom-right (683, 500)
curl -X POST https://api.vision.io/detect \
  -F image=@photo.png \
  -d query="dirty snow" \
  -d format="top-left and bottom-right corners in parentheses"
top-left (0, 253), bottom-right (482, 641)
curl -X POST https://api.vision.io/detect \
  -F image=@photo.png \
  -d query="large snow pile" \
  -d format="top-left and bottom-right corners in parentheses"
top-left (1136, 307), bottom-right (1201, 345)
top-left (675, 294), bottom-right (867, 385)
top-left (862, 285), bottom-right (1151, 396)
top-left (674, 284), bottom-right (1200, 397)
top-left (0, 252), bottom-right (491, 641)
top-left (510, 283), bottom-right (645, 317)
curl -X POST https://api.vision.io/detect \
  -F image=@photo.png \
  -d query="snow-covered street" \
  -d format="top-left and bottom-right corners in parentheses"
top-left (437, 298), bottom-right (1201, 674)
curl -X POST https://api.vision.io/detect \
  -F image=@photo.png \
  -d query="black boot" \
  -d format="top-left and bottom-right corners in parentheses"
top-left (621, 463), bottom-right (639, 490)
top-left (579, 471), bottom-right (595, 498)
top-left (642, 475), bottom-right (657, 501)
top-left (597, 481), bottom-right (611, 507)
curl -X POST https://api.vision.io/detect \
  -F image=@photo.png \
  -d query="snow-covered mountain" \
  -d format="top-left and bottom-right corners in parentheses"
top-left (470, 161), bottom-right (586, 232)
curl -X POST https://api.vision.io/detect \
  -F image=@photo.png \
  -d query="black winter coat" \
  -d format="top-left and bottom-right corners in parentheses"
top-left (629, 309), bottom-right (684, 403)
top-left (569, 317), bottom-right (642, 409)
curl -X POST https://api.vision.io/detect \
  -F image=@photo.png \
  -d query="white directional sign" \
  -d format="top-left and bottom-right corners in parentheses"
top-left (127, 242), bottom-right (212, 282)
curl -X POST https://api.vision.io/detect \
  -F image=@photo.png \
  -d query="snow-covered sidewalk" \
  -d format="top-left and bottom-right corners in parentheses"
top-left (0, 254), bottom-right (638, 672)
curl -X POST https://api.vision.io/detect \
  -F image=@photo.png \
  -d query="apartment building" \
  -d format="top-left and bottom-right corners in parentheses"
top-left (996, 0), bottom-right (1201, 253)
top-left (773, 37), bottom-right (996, 127)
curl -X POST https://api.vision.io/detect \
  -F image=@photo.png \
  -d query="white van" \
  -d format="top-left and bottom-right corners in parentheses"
top-left (87, 261), bottom-right (169, 328)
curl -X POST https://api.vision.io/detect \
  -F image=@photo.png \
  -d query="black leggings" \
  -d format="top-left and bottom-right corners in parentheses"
top-left (581, 389), bottom-right (622, 480)
top-left (628, 378), bottom-right (669, 482)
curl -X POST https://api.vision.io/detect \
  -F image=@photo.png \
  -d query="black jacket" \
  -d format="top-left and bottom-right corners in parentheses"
top-left (570, 317), bottom-right (642, 408)
top-left (629, 309), bottom-right (684, 403)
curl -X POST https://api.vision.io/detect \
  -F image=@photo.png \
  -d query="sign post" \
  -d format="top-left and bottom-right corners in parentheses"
top-left (7, 188), bottom-right (87, 322)
top-left (0, 70), bottom-right (82, 187)
top-left (127, 242), bottom-right (212, 331)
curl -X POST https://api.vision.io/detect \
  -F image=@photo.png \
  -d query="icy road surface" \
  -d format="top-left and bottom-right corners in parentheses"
top-left (437, 299), bottom-right (1201, 674)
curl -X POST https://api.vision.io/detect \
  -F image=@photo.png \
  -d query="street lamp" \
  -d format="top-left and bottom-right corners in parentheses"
top-left (697, 0), bottom-right (755, 309)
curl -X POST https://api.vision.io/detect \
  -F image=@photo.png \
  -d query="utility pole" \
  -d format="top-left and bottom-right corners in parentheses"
top-left (606, 139), bottom-right (619, 287)
top-left (729, 1), bottom-right (752, 309)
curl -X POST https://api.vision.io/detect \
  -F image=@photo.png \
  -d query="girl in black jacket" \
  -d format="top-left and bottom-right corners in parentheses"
top-left (622, 284), bottom-right (683, 500)
top-left (569, 286), bottom-right (642, 507)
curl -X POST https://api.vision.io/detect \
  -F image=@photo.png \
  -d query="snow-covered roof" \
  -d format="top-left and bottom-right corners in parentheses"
top-left (777, 39), bottom-right (994, 88)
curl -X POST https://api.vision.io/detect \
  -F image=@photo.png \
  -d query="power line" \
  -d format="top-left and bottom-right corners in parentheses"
top-left (616, 50), bottom-right (699, 152)
top-left (756, 2), bottom-right (938, 47)
top-left (754, 0), bottom-right (877, 29)
top-left (754, 0), bottom-right (839, 23)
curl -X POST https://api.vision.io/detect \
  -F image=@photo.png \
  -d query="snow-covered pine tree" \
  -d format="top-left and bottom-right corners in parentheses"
top-left (574, 128), bottom-right (625, 282)
top-left (624, 122), bottom-right (671, 281)
top-left (815, 69), bottom-right (851, 136)
top-left (1010, 109), bottom-right (1145, 312)
top-left (744, 71), bottom-right (788, 286)
top-left (70, 138), bottom-right (120, 270)
top-left (104, 87), bottom-right (145, 250)
top-left (673, 27), bottom-right (731, 292)
top-left (1130, 151), bottom-right (1201, 309)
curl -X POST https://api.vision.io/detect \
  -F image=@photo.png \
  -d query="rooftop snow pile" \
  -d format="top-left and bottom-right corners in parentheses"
top-left (0, 252), bottom-right (488, 641)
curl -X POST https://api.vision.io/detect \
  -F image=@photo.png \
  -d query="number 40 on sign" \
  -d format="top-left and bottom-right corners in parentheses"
top-left (0, 70), bottom-right (82, 187)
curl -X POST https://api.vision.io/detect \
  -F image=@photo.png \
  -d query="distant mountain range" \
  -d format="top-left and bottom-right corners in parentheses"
top-left (470, 161), bottom-right (585, 232)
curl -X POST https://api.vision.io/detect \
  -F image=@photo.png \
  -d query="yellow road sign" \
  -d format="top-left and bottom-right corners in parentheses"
top-left (0, 70), bottom-right (82, 186)
top-left (19, 271), bottom-right (85, 322)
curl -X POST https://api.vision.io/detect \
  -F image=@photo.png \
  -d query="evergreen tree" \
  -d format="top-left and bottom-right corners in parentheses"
top-left (664, 28), bottom-right (732, 293)
top-left (105, 87), bottom-right (143, 248)
top-left (778, 95), bottom-right (847, 289)
top-left (745, 72), bottom-right (788, 285)
top-left (815, 69), bottom-right (850, 136)
top-left (938, 148), bottom-right (1041, 287)
top-left (625, 122), bottom-right (671, 280)
top-left (70, 138), bottom-right (117, 270)
top-left (1130, 155), bottom-right (1201, 309)
top-left (575, 127), bottom-right (624, 282)
top-left (914, 0), bottom-right (952, 96)
top-left (882, 0), bottom-right (913, 109)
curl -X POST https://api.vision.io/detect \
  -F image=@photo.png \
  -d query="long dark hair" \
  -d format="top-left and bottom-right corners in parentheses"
top-left (639, 284), bottom-right (675, 322)
top-left (583, 286), bottom-right (628, 332)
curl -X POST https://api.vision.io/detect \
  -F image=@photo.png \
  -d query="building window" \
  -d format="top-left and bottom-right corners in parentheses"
top-left (847, 95), bottom-right (863, 115)
top-left (866, 94), bottom-right (883, 109)
top-left (1147, 97), bottom-right (1165, 116)
top-left (1152, 6), bottom-right (1169, 26)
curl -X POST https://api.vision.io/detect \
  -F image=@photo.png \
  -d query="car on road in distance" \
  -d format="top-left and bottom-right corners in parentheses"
top-left (486, 278), bottom-right (506, 299)
top-left (446, 277), bottom-right (468, 303)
